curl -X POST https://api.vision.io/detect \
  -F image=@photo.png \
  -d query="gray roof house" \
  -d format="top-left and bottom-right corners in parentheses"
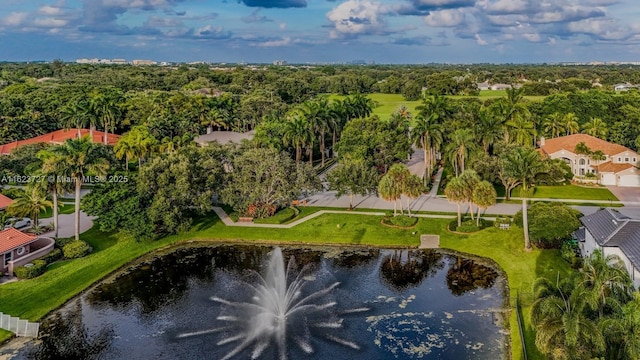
top-left (194, 130), bottom-right (255, 146)
top-left (575, 208), bottom-right (640, 289)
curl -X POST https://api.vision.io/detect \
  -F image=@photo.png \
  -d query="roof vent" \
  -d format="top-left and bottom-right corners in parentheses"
top-left (612, 220), bottom-right (617, 226)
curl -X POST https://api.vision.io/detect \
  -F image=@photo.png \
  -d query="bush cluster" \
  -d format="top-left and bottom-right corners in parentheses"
top-left (14, 260), bottom-right (47, 279)
top-left (40, 248), bottom-right (62, 264)
top-left (62, 240), bottom-right (91, 259)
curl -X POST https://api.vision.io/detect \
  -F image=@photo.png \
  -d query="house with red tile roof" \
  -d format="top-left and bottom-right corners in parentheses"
top-left (0, 228), bottom-right (38, 274)
top-left (539, 134), bottom-right (640, 187)
top-left (0, 129), bottom-right (121, 155)
top-left (0, 194), bottom-right (13, 211)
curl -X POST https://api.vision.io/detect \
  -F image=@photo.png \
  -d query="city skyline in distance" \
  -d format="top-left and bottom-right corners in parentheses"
top-left (2, 1), bottom-right (640, 64)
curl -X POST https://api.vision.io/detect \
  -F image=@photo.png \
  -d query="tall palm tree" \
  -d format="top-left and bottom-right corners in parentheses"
top-left (444, 176), bottom-right (466, 227)
top-left (37, 150), bottom-right (72, 238)
top-left (582, 117), bottom-right (608, 139)
top-left (90, 91), bottom-right (122, 144)
top-left (50, 137), bottom-right (110, 241)
top-left (504, 146), bottom-right (545, 250)
top-left (446, 128), bottom-right (476, 176)
top-left (411, 114), bottom-right (443, 184)
top-left (600, 294), bottom-right (640, 360)
top-left (114, 135), bottom-right (137, 171)
top-left (475, 108), bottom-right (503, 154)
top-left (59, 97), bottom-right (88, 138)
top-left (7, 186), bottom-right (53, 230)
top-left (507, 116), bottom-right (536, 146)
top-left (460, 170), bottom-right (480, 221)
top-left (543, 112), bottom-right (566, 138)
top-left (282, 115), bottom-right (309, 164)
top-left (403, 174), bottom-right (422, 217)
top-left (492, 87), bottom-right (530, 144)
top-left (563, 112), bottom-right (580, 136)
top-left (531, 276), bottom-right (605, 359)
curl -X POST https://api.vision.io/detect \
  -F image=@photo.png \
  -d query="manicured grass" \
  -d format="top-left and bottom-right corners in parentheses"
top-left (254, 207), bottom-right (298, 224)
top-left (0, 209), bottom-right (572, 359)
top-left (0, 329), bottom-right (12, 343)
top-left (38, 204), bottom-right (75, 219)
top-left (498, 184), bottom-right (618, 201)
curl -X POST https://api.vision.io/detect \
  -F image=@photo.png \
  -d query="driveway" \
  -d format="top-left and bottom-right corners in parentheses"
top-left (38, 211), bottom-right (95, 238)
top-left (607, 186), bottom-right (640, 204)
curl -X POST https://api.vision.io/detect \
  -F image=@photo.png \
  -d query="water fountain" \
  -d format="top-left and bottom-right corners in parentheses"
top-left (177, 247), bottom-right (362, 360)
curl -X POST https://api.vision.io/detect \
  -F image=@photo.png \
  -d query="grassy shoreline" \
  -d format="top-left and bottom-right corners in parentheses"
top-left (0, 209), bottom-right (573, 359)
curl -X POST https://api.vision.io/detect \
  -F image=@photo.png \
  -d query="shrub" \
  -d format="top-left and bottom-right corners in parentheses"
top-left (561, 241), bottom-right (582, 268)
top-left (62, 240), bottom-right (91, 259)
top-left (456, 220), bottom-right (480, 233)
top-left (55, 237), bottom-right (76, 249)
top-left (388, 215), bottom-right (418, 227)
top-left (584, 172), bottom-right (597, 179)
top-left (40, 248), bottom-right (62, 264)
top-left (14, 260), bottom-right (47, 279)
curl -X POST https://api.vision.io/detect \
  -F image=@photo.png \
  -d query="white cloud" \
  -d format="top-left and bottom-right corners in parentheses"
top-left (424, 9), bottom-right (466, 27)
top-left (279, 22), bottom-right (287, 30)
top-left (475, 33), bottom-right (487, 44)
top-left (33, 18), bottom-right (69, 27)
top-left (38, 5), bottom-right (64, 16)
top-left (253, 36), bottom-right (292, 47)
top-left (3, 12), bottom-right (29, 26)
top-left (326, 0), bottom-right (388, 38)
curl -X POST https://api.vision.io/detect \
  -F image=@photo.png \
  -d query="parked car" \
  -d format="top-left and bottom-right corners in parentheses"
top-left (3, 217), bottom-right (32, 229)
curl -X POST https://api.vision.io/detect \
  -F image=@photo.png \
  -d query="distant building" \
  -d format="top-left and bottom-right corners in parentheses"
top-left (132, 59), bottom-right (157, 66)
top-left (194, 130), bottom-right (255, 146)
top-left (614, 83), bottom-right (637, 91)
top-left (272, 60), bottom-right (287, 66)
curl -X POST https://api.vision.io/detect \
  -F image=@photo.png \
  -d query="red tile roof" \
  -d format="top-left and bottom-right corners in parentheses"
top-left (0, 194), bottom-right (13, 210)
top-left (0, 129), bottom-right (121, 155)
top-left (594, 161), bottom-right (636, 173)
top-left (541, 134), bottom-right (633, 157)
top-left (0, 228), bottom-right (37, 254)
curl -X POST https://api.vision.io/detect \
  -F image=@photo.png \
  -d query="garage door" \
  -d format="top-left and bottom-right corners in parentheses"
top-left (601, 173), bottom-right (616, 185)
top-left (618, 175), bottom-right (640, 187)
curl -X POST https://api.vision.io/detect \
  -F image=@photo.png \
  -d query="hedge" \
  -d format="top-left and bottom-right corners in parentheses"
top-left (14, 260), bottom-right (47, 279)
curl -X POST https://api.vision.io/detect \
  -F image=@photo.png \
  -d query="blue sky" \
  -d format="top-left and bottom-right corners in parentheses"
top-left (1, 0), bottom-right (640, 63)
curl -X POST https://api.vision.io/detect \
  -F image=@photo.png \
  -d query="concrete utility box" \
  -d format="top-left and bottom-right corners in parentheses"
top-left (419, 235), bottom-right (440, 249)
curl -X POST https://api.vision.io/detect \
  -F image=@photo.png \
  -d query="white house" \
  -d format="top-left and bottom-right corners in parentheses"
top-left (575, 209), bottom-right (640, 289)
top-left (539, 134), bottom-right (640, 187)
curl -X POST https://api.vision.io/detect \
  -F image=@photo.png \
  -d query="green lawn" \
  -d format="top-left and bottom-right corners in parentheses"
top-left (0, 210), bottom-right (573, 359)
top-left (38, 204), bottom-right (75, 220)
top-left (498, 184), bottom-right (618, 201)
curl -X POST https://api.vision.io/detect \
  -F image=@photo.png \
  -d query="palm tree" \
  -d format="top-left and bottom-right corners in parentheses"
top-left (37, 150), bottom-right (73, 238)
top-left (378, 174), bottom-right (401, 216)
top-left (49, 137), bottom-right (110, 241)
top-left (7, 186), bottom-right (53, 230)
top-left (411, 114), bottom-right (443, 184)
top-left (492, 87), bottom-right (530, 144)
top-left (90, 91), bottom-right (122, 144)
top-left (475, 108), bottom-right (503, 154)
top-left (472, 180), bottom-right (497, 226)
top-left (504, 146), bottom-right (545, 250)
top-left (114, 135), bottom-right (137, 171)
top-left (282, 114), bottom-right (310, 164)
top-left (581, 250), bottom-right (633, 319)
top-left (386, 164), bottom-right (411, 215)
top-left (59, 97), bottom-right (88, 138)
top-left (543, 112), bottom-right (566, 138)
top-left (600, 293), bottom-right (640, 360)
top-left (531, 276), bottom-right (605, 359)
top-left (403, 175), bottom-right (423, 217)
top-left (591, 150), bottom-right (606, 182)
top-left (446, 128), bottom-right (476, 176)
top-left (507, 116), bottom-right (536, 146)
top-left (582, 117), bottom-right (608, 139)
top-left (444, 176), bottom-right (466, 228)
top-left (563, 112), bottom-right (580, 136)
top-left (460, 170), bottom-right (480, 221)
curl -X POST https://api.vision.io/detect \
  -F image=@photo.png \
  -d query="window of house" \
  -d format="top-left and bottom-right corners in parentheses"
top-left (579, 159), bottom-right (586, 165)
top-left (618, 157), bottom-right (622, 162)
top-left (634, 158), bottom-right (637, 162)
top-left (625, 158), bottom-right (629, 162)
top-left (16, 247), bottom-right (25, 256)
top-left (4, 252), bottom-right (12, 267)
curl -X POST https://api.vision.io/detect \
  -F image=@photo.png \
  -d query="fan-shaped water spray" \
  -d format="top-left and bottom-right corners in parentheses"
top-left (177, 247), bottom-right (365, 360)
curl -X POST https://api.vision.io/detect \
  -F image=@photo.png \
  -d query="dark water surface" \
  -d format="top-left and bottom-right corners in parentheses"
top-left (17, 245), bottom-right (509, 359)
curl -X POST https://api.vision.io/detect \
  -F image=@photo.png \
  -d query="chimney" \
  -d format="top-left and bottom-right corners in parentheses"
top-left (539, 136), bottom-right (545, 147)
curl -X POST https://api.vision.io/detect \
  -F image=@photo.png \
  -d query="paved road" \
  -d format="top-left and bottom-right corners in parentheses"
top-left (38, 212), bottom-right (95, 238)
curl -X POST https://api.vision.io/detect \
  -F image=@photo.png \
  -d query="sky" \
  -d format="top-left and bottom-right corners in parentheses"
top-left (1, 0), bottom-right (640, 64)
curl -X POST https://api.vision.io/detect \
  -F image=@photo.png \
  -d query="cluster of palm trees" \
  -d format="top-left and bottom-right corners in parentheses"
top-left (532, 250), bottom-right (640, 359)
top-left (6, 137), bottom-right (109, 241)
top-left (281, 94), bottom-right (375, 166)
top-left (377, 164), bottom-right (423, 216)
top-left (444, 170), bottom-right (497, 228)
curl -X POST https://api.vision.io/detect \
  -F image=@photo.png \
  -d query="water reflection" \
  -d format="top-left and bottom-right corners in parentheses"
top-left (445, 256), bottom-right (499, 296)
top-left (25, 300), bottom-right (114, 360)
top-left (380, 250), bottom-right (444, 292)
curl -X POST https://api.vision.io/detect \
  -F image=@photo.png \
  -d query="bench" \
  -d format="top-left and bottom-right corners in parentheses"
top-left (499, 223), bottom-right (510, 230)
top-left (238, 217), bottom-right (254, 223)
